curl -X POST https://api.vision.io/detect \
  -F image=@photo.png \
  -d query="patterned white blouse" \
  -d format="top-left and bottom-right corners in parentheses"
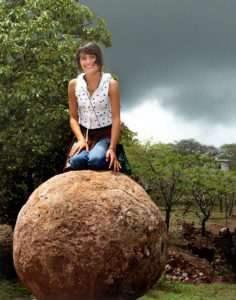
top-left (75, 72), bottom-right (112, 130)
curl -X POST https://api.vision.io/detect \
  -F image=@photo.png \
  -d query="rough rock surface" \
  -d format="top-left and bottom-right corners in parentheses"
top-left (13, 171), bottom-right (167, 300)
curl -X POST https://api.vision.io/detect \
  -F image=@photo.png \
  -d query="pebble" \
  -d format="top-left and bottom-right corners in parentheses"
top-left (183, 277), bottom-right (189, 283)
top-left (165, 264), bottom-right (172, 272)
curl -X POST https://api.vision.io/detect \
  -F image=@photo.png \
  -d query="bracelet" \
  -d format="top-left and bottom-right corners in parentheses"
top-left (109, 146), bottom-right (116, 152)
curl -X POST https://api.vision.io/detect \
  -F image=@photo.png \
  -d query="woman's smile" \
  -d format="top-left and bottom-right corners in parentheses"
top-left (80, 53), bottom-right (99, 73)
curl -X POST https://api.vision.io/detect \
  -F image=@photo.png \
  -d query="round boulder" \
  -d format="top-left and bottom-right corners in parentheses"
top-left (13, 171), bottom-right (167, 300)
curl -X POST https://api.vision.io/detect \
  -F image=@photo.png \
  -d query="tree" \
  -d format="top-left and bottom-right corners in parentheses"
top-left (173, 138), bottom-right (219, 156)
top-left (190, 159), bottom-right (222, 236)
top-left (130, 142), bottom-right (190, 230)
top-left (0, 0), bottom-right (111, 225)
top-left (217, 170), bottom-right (236, 227)
top-left (220, 144), bottom-right (236, 170)
top-left (119, 122), bottom-right (138, 147)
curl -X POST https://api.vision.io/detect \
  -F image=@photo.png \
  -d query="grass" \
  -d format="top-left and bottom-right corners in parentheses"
top-left (139, 276), bottom-right (236, 300)
top-left (1, 277), bottom-right (236, 300)
top-left (0, 280), bottom-right (35, 300)
top-left (158, 206), bottom-right (236, 232)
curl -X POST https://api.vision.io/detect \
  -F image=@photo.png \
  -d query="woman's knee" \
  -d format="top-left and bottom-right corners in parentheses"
top-left (69, 152), bottom-right (88, 170)
top-left (88, 153), bottom-right (108, 170)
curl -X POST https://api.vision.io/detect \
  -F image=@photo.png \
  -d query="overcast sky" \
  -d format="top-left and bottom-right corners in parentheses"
top-left (80, 0), bottom-right (236, 147)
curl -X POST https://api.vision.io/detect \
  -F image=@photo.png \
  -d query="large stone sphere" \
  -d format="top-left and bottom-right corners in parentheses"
top-left (13, 171), bottom-right (167, 300)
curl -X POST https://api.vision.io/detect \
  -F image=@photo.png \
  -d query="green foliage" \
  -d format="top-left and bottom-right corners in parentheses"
top-left (188, 153), bottom-right (236, 235)
top-left (0, 0), bottom-right (111, 225)
top-left (220, 144), bottom-right (236, 170)
top-left (190, 162), bottom-right (221, 236)
top-left (127, 141), bottom-right (190, 229)
top-left (119, 122), bottom-right (138, 147)
top-left (216, 170), bottom-right (236, 227)
top-left (126, 138), bottom-right (236, 233)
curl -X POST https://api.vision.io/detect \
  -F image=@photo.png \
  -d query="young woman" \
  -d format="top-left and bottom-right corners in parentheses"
top-left (67, 42), bottom-right (121, 172)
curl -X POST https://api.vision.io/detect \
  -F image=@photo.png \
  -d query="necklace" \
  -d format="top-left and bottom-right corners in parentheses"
top-left (85, 73), bottom-right (102, 94)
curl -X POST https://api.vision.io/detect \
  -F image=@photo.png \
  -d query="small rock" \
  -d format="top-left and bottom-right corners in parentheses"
top-left (165, 264), bottom-right (172, 272)
top-left (219, 228), bottom-right (228, 237)
top-left (182, 272), bottom-right (188, 278)
top-left (199, 272), bottom-right (204, 276)
top-left (183, 277), bottom-right (189, 283)
top-left (105, 275), bottom-right (114, 285)
top-left (192, 274), bottom-right (198, 279)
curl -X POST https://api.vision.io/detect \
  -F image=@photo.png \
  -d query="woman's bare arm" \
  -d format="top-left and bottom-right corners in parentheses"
top-left (106, 78), bottom-right (121, 171)
top-left (109, 78), bottom-right (121, 149)
top-left (68, 79), bottom-right (88, 154)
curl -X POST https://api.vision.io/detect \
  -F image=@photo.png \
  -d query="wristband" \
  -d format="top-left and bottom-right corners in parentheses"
top-left (109, 146), bottom-right (116, 152)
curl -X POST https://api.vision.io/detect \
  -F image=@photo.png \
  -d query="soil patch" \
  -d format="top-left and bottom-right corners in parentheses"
top-left (165, 247), bottom-right (222, 284)
top-left (165, 216), bottom-right (236, 284)
top-left (207, 215), bottom-right (236, 235)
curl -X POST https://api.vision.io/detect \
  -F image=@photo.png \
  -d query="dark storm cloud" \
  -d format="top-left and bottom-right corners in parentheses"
top-left (80, 0), bottom-right (236, 124)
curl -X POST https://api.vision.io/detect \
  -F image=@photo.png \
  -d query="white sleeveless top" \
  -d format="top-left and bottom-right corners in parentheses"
top-left (75, 72), bottom-right (112, 129)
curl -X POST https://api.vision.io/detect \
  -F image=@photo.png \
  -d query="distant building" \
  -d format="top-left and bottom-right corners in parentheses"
top-left (216, 158), bottom-right (229, 171)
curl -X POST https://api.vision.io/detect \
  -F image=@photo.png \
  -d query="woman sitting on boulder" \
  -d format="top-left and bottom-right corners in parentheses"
top-left (66, 42), bottom-right (121, 172)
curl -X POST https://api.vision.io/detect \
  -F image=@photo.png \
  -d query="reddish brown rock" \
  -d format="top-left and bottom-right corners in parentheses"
top-left (13, 171), bottom-right (167, 300)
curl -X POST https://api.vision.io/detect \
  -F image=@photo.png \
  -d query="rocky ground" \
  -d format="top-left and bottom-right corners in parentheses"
top-left (163, 218), bottom-right (236, 284)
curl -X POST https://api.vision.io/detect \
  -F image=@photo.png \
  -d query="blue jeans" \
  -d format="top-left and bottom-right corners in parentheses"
top-left (69, 138), bottom-right (110, 170)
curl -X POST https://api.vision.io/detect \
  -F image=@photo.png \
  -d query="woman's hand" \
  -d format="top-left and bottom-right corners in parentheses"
top-left (69, 139), bottom-right (89, 157)
top-left (106, 148), bottom-right (121, 172)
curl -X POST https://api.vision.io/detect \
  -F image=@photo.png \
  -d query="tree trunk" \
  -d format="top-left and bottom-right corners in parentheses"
top-left (219, 197), bottom-right (223, 213)
top-left (225, 212), bottom-right (229, 228)
top-left (229, 193), bottom-right (235, 216)
top-left (201, 219), bottom-right (206, 237)
top-left (165, 205), bottom-right (171, 231)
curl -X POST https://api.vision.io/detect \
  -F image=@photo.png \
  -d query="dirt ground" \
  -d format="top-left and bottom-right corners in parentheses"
top-left (207, 215), bottom-right (236, 235)
top-left (164, 213), bottom-right (236, 284)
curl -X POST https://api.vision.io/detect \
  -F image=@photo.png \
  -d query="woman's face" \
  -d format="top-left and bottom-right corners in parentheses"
top-left (79, 52), bottom-right (100, 74)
